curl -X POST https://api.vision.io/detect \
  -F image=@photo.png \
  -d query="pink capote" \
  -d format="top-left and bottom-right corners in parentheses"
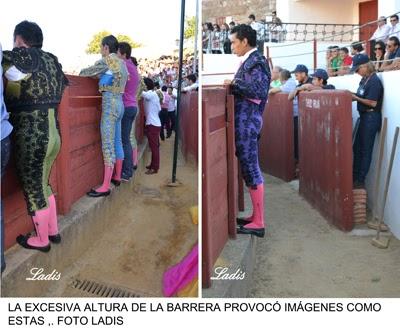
top-left (162, 244), bottom-right (198, 297)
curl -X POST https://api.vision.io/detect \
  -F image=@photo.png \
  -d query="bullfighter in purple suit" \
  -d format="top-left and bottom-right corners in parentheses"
top-left (226, 24), bottom-right (271, 238)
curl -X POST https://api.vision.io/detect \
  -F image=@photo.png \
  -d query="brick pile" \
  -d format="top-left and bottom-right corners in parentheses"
top-left (353, 189), bottom-right (367, 224)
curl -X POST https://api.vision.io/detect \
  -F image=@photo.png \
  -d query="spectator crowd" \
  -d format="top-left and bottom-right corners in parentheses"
top-left (326, 14), bottom-right (400, 76)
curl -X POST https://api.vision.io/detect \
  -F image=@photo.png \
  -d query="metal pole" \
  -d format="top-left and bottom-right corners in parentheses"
top-left (193, 0), bottom-right (199, 73)
top-left (172, 0), bottom-right (186, 183)
top-left (313, 38), bottom-right (317, 71)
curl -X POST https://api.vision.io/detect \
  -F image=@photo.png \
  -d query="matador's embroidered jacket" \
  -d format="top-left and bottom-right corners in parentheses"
top-left (79, 53), bottom-right (128, 94)
top-left (2, 47), bottom-right (68, 112)
top-left (231, 49), bottom-right (271, 187)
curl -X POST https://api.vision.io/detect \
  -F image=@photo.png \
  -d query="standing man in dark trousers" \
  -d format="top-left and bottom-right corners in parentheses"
top-left (351, 54), bottom-right (384, 188)
top-left (288, 64), bottom-right (312, 167)
top-left (226, 24), bottom-right (271, 237)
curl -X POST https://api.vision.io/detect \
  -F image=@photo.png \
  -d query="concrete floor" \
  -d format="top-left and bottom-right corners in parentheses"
top-left (53, 137), bottom-right (198, 297)
top-left (249, 174), bottom-right (400, 298)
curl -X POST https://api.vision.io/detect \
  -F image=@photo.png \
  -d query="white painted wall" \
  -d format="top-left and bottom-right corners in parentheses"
top-left (378, 0), bottom-right (400, 17)
top-left (329, 71), bottom-right (400, 239)
top-left (267, 41), bottom-right (354, 72)
top-left (276, 0), bottom-right (359, 24)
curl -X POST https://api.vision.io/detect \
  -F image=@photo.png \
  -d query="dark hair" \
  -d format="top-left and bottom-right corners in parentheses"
top-left (272, 11), bottom-right (277, 15)
top-left (161, 85), bottom-right (168, 92)
top-left (143, 77), bottom-right (154, 90)
top-left (351, 41), bottom-right (364, 53)
top-left (131, 56), bottom-right (138, 66)
top-left (154, 81), bottom-right (160, 89)
top-left (229, 21), bottom-right (235, 26)
top-left (222, 23), bottom-right (230, 30)
top-left (339, 47), bottom-right (349, 54)
top-left (390, 14), bottom-right (399, 21)
top-left (118, 42), bottom-right (131, 58)
top-left (372, 40), bottom-right (386, 60)
top-left (213, 23), bottom-right (220, 32)
top-left (388, 36), bottom-right (400, 47)
top-left (14, 20), bottom-right (43, 48)
top-left (206, 22), bottom-right (213, 31)
top-left (230, 24), bottom-right (257, 47)
top-left (102, 35), bottom-right (118, 53)
top-left (187, 74), bottom-right (197, 83)
top-left (280, 69), bottom-right (291, 81)
top-left (248, 14), bottom-right (255, 20)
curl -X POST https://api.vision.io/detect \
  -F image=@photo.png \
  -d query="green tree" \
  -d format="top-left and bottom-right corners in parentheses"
top-left (184, 16), bottom-right (196, 40)
top-left (86, 31), bottom-right (141, 54)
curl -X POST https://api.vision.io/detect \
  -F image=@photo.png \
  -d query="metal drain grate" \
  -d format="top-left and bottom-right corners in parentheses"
top-left (71, 278), bottom-right (146, 297)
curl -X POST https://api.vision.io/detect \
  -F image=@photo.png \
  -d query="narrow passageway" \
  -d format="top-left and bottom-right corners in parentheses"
top-left (249, 174), bottom-right (400, 298)
top-left (54, 136), bottom-right (198, 297)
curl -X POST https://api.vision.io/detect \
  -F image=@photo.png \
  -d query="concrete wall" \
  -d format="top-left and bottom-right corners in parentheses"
top-left (329, 71), bottom-right (400, 239)
top-left (276, 0), bottom-right (359, 24)
top-left (202, 0), bottom-right (275, 23)
top-left (378, 0), bottom-right (400, 17)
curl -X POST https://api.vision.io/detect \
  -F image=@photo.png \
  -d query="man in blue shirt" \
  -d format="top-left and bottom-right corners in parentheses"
top-left (1, 43), bottom-right (13, 273)
top-left (380, 36), bottom-right (400, 71)
top-left (296, 69), bottom-right (336, 91)
top-left (351, 54), bottom-right (384, 188)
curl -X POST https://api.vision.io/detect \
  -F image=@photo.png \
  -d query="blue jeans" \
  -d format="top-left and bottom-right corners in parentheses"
top-left (353, 112), bottom-right (382, 183)
top-left (121, 106), bottom-right (137, 179)
top-left (1, 135), bottom-right (11, 273)
top-left (101, 92), bottom-right (124, 166)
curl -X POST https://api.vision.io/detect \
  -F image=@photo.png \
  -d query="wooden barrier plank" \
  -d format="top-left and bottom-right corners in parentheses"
top-left (299, 90), bottom-right (354, 231)
top-left (259, 93), bottom-right (296, 182)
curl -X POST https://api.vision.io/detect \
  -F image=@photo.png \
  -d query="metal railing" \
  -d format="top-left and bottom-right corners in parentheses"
top-left (261, 22), bottom-right (359, 43)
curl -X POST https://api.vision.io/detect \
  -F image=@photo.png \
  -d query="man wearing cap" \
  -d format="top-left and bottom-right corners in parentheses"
top-left (350, 54), bottom-right (384, 188)
top-left (297, 69), bottom-right (335, 91)
top-left (288, 64), bottom-right (312, 164)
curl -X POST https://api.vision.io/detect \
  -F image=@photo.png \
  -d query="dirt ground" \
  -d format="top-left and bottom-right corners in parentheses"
top-left (249, 174), bottom-right (400, 298)
top-left (55, 136), bottom-right (198, 297)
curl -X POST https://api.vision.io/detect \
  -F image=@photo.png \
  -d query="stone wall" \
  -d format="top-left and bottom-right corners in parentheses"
top-left (202, 0), bottom-right (276, 24)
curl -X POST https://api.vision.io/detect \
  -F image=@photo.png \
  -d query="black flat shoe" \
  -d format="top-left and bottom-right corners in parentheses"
top-left (49, 234), bottom-right (61, 244)
top-left (237, 226), bottom-right (265, 238)
top-left (16, 235), bottom-right (51, 252)
top-left (87, 189), bottom-right (111, 197)
top-left (146, 165), bottom-right (151, 169)
top-left (111, 179), bottom-right (121, 186)
top-left (133, 165), bottom-right (138, 170)
top-left (237, 217), bottom-right (252, 226)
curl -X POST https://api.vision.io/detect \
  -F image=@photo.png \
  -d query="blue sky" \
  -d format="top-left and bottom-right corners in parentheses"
top-left (0, 0), bottom-right (197, 71)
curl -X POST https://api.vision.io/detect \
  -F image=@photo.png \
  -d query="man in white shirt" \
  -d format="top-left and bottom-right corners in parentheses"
top-left (182, 74), bottom-right (198, 92)
top-left (167, 86), bottom-right (177, 138)
top-left (248, 14), bottom-right (265, 54)
top-left (142, 78), bottom-right (161, 174)
top-left (370, 16), bottom-right (391, 42)
top-left (388, 14), bottom-right (400, 39)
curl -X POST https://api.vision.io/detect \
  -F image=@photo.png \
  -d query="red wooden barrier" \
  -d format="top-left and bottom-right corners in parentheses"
top-left (259, 93), bottom-right (296, 182)
top-left (136, 98), bottom-right (145, 145)
top-left (202, 87), bottom-right (238, 288)
top-left (298, 90), bottom-right (354, 231)
top-left (2, 75), bottom-right (146, 250)
top-left (180, 91), bottom-right (198, 163)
